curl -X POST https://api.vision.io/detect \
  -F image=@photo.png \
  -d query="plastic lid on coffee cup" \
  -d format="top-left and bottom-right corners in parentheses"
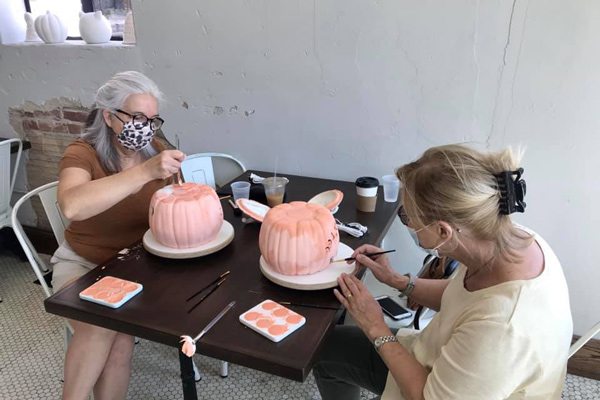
top-left (355, 177), bottom-right (379, 188)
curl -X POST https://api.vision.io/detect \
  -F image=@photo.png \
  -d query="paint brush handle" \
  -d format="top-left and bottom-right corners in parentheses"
top-left (279, 301), bottom-right (340, 310)
top-left (186, 271), bottom-right (230, 301)
top-left (192, 301), bottom-right (236, 342)
top-left (332, 249), bottom-right (396, 263)
top-left (187, 277), bottom-right (227, 313)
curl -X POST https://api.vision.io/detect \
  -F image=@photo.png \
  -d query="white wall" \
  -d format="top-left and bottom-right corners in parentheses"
top-left (0, 0), bottom-right (598, 336)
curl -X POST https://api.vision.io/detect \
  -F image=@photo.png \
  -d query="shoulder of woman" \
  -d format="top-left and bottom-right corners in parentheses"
top-left (63, 139), bottom-right (97, 156)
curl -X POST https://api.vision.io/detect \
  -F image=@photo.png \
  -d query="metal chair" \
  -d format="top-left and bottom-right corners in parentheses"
top-left (409, 255), bottom-right (459, 330)
top-left (11, 182), bottom-right (210, 381)
top-left (0, 138), bottom-right (23, 231)
top-left (569, 320), bottom-right (600, 359)
top-left (181, 152), bottom-right (246, 189)
top-left (11, 181), bottom-right (72, 349)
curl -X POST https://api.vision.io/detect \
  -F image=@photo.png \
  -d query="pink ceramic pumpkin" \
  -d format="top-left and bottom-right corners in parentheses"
top-left (149, 183), bottom-right (223, 248)
top-left (259, 201), bottom-right (339, 275)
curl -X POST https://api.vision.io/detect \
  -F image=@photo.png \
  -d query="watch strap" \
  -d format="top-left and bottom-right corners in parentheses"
top-left (400, 273), bottom-right (415, 297)
top-left (374, 335), bottom-right (398, 351)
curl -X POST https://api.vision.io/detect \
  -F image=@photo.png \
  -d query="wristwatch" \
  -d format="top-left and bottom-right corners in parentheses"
top-left (373, 335), bottom-right (398, 351)
top-left (400, 273), bottom-right (415, 297)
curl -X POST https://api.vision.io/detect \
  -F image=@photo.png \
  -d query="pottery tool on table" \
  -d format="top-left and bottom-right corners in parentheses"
top-left (228, 199), bottom-right (243, 216)
top-left (186, 271), bottom-right (230, 313)
top-left (331, 249), bottom-right (396, 263)
top-left (180, 301), bottom-right (236, 357)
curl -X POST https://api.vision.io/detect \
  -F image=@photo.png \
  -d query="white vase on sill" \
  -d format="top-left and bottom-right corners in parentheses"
top-left (79, 11), bottom-right (112, 44)
top-left (24, 13), bottom-right (41, 42)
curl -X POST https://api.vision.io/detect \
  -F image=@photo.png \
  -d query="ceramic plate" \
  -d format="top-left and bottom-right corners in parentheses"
top-left (259, 242), bottom-right (355, 290)
top-left (308, 189), bottom-right (344, 213)
top-left (236, 198), bottom-right (270, 222)
top-left (142, 220), bottom-right (234, 259)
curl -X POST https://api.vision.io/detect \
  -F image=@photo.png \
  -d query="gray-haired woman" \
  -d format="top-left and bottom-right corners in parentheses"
top-left (314, 144), bottom-right (572, 400)
top-left (51, 71), bottom-right (184, 399)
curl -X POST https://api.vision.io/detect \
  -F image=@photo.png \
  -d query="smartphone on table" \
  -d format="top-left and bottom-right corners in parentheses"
top-left (375, 295), bottom-right (413, 321)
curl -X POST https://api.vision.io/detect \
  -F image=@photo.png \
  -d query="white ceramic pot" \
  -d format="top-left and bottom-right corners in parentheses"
top-left (24, 12), bottom-right (41, 42)
top-left (79, 11), bottom-right (112, 44)
top-left (34, 11), bottom-right (67, 44)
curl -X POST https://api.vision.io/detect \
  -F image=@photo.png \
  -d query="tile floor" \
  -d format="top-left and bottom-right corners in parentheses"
top-left (1, 251), bottom-right (598, 399)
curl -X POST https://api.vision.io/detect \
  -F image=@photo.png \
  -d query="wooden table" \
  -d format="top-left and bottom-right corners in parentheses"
top-left (44, 170), bottom-right (400, 399)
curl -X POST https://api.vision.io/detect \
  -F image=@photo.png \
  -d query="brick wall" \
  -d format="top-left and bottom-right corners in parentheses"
top-left (9, 99), bottom-right (90, 230)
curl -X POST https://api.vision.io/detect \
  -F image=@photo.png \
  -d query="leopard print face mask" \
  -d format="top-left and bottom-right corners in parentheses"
top-left (116, 119), bottom-right (155, 151)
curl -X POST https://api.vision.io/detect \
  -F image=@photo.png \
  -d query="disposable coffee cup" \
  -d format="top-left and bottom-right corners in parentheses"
top-left (355, 176), bottom-right (379, 212)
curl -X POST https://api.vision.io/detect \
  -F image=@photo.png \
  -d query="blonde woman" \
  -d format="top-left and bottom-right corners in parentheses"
top-left (314, 144), bottom-right (572, 400)
top-left (51, 71), bottom-right (184, 400)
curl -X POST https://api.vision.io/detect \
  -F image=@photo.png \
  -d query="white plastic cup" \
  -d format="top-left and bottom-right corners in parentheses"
top-left (381, 175), bottom-right (400, 203)
top-left (231, 181), bottom-right (251, 201)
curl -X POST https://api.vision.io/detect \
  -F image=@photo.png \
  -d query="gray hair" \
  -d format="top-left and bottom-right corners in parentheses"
top-left (81, 71), bottom-right (164, 173)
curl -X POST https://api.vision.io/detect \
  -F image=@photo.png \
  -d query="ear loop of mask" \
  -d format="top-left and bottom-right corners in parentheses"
top-left (408, 223), bottom-right (457, 257)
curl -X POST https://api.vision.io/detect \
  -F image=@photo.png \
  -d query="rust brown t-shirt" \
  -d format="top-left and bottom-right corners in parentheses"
top-left (60, 139), bottom-right (168, 264)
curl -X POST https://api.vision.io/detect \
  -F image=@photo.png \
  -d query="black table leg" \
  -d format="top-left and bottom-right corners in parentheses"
top-left (179, 350), bottom-right (198, 400)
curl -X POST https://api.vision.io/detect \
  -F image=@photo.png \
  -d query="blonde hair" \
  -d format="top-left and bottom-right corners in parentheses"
top-left (396, 144), bottom-right (533, 262)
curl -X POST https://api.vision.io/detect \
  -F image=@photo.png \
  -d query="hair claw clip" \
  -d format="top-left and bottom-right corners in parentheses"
top-left (495, 168), bottom-right (526, 215)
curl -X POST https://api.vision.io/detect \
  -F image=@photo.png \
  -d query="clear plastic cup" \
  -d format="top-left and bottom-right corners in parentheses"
top-left (381, 175), bottom-right (400, 203)
top-left (231, 181), bottom-right (251, 201)
top-left (261, 177), bottom-right (289, 207)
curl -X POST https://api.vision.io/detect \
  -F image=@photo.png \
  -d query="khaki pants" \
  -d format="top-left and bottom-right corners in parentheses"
top-left (51, 241), bottom-right (97, 292)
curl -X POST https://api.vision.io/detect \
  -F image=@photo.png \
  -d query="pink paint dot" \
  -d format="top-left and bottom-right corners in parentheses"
top-left (268, 324), bottom-right (289, 336)
top-left (261, 301), bottom-right (278, 310)
top-left (243, 312), bottom-right (262, 321)
top-left (273, 308), bottom-right (289, 317)
top-left (286, 314), bottom-right (303, 324)
top-left (256, 318), bottom-right (274, 328)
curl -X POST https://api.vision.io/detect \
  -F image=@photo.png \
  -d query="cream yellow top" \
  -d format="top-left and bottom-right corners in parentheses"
top-left (381, 229), bottom-right (573, 400)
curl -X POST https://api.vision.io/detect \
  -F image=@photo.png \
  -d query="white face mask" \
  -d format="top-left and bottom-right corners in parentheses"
top-left (407, 224), bottom-right (448, 258)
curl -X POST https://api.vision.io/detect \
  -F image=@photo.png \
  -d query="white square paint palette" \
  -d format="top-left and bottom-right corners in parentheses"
top-left (239, 300), bottom-right (306, 342)
top-left (79, 276), bottom-right (143, 309)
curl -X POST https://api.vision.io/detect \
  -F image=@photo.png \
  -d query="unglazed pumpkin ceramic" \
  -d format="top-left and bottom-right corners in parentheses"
top-left (308, 189), bottom-right (344, 212)
top-left (259, 201), bottom-right (339, 276)
top-left (149, 183), bottom-right (223, 249)
top-left (34, 11), bottom-right (67, 44)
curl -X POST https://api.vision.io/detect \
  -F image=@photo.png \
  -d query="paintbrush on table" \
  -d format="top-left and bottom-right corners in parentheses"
top-left (187, 278), bottom-right (228, 313)
top-left (186, 270), bottom-right (230, 301)
top-left (279, 301), bottom-right (340, 310)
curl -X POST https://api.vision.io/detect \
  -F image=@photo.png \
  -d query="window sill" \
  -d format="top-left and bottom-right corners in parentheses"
top-left (1, 40), bottom-right (134, 48)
